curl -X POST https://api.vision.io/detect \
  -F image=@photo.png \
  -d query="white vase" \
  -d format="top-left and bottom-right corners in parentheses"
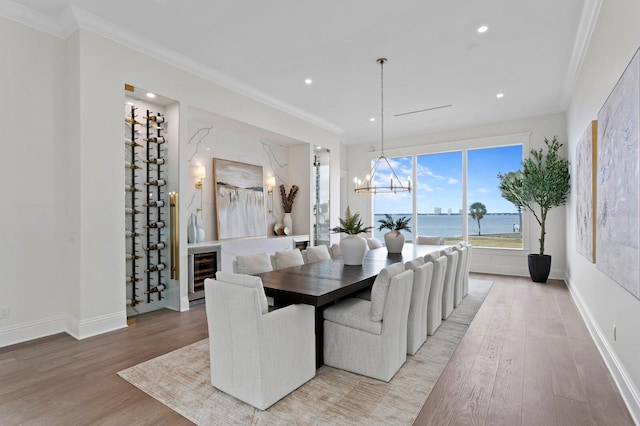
top-left (384, 230), bottom-right (405, 253)
top-left (187, 213), bottom-right (197, 243)
top-left (340, 235), bottom-right (367, 265)
top-left (283, 212), bottom-right (293, 235)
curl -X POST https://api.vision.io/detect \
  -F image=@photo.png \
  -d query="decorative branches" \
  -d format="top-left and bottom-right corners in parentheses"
top-left (280, 184), bottom-right (299, 213)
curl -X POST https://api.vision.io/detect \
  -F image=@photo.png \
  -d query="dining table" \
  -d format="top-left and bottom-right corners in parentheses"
top-left (256, 243), bottom-right (446, 367)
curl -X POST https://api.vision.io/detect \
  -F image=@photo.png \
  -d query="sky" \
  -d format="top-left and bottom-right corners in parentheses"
top-left (373, 145), bottom-right (523, 214)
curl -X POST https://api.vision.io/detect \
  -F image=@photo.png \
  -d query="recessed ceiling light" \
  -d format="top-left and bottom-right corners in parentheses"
top-left (305, 78), bottom-right (313, 85)
top-left (477, 25), bottom-right (489, 33)
top-left (146, 92), bottom-right (156, 98)
top-left (370, 117), bottom-right (376, 122)
top-left (126, 101), bottom-right (134, 106)
top-left (496, 93), bottom-right (504, 98)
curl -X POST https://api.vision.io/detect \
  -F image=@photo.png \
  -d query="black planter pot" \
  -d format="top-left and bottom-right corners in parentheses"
top-left (528, 254), bottom-right (552, 283)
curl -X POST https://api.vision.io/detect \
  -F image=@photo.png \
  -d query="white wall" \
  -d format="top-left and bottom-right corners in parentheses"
top-left (0, 18), bottom-right (341, 346)
top-left (565, 0), bottom-right (640, 420)
top-left (0, 17), bottom-right (69, 345)
top-left (344, 112), bottom-right (567, 279)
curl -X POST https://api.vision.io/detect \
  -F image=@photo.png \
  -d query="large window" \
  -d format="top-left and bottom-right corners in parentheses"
top-left (373, 141), bottom-right (524, 249)
top-left (467, 145), bottom-right (523, 248)
top-left (416, 152), bottom-right (463, 243)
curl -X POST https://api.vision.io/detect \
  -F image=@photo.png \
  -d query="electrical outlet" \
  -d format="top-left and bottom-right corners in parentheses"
top-left (613, 324), bottom-right (617, 341)
top-left (0, 305), bottom-right (9, 319)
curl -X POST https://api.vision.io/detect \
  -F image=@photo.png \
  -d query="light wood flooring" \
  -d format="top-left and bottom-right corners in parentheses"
top-left (0, 274), bottom-right (633, 425)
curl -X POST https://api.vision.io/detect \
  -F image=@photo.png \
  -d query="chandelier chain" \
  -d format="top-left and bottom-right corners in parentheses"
top-left (380, 58), bottom-right (385, 156)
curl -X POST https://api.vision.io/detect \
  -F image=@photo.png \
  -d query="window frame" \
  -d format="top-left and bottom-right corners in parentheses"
top-left (370, 132), bottom-right (530, 251)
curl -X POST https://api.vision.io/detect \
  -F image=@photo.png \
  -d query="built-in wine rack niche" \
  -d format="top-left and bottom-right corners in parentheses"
top-left (125, 104), bottom-right (168, 314)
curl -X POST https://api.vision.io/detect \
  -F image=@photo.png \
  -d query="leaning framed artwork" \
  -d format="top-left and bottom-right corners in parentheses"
top-left (213, 158), bottom-right (266, 240)
top-left (575, 120), bottom-right (597, 263)
top-left (596, 48), bottom-right (640, 299)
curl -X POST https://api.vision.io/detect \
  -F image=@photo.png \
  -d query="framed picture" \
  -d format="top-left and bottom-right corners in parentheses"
top-left (213, 158), bottom-right (266, 240)
top-left (575, 120), bottom-right (597, 263)
top-left (596, 48), bottom-right (640, 299)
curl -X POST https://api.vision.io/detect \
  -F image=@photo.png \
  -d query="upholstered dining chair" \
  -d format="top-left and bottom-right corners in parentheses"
top-left (439, 248), bottom-right (459, 320)
top-left (404, 257), bottom-right (434, 355)
top-left (461, 242), bottom-right (472, 296)
top-left (270, 248), bottom-right (305, 270)
top-left (323, 262), bottom-right (414, 382)
top-left (330, 243), bottom-right (342, 258)
top-left (204, 271), bottom-right (315, 410)
top-left (232, 252), bottom-right (273, 275)
top-left (423, 252), bottom-right (448, 335)
top-left (302, 245), bottom-right (331, 263)
top-left (452, 245), bottom-right (468, 307)
top-left (416, 235), bottom-right (445, 245)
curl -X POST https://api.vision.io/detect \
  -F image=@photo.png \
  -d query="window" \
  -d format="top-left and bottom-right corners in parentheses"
top-left (416, 152), bottom-right (463, 244)
top-left (371, 137), bottom-right (524, 249)
top-left (467, 145), bottom-right (523, 248)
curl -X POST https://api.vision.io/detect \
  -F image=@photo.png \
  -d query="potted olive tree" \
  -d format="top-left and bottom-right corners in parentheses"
top-left (497, 136), bottom-right (570, 282)
top-left (377, 214), bottom-right (411, 253)
top-left (331, 207), bottom-right (373, 265)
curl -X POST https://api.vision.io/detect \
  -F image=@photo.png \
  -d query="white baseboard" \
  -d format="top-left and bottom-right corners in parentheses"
top-left (0, 314), bottom-right (67, 348)
top-left (74, 311), bottom-right (127, 340)
top-left (180, 296), bottom-right (190, 312)
top-left (470, 263), bottom-right (564, 280)
top-left (0, 311), bottom-right (127, 348)
top-left (565, 275), bottom-right (640, 424)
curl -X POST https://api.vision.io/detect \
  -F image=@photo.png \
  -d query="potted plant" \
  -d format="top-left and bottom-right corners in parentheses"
top-left (331, 207), bottom-right (373, 265)
top-left (497, 136), bottom-right (570, 282)
top-left (280, 184), bottom-right (298, 234)
top-left (377, 214), bottom-right (411, 253)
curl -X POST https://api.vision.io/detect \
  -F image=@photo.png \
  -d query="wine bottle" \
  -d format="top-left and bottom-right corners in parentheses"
top-left (144, 242), bottom-right (166, 251)
top-left (125, 208), bottom-right (143, 215)
top-left (125, 139), bottom-right (143, 147)
top-left (126, 276), bottom-right (142, 283)
top-left (125, 185), bottom-right (142, 192)
top-left (125, 117), bottom-right (142, 126)
top-left (143, 136), bottom-right (166, 144)
top-left (143, 157), bottom-right (165, 165)
top-left (126, 253), bottom-right (143, 261)
top-left (144, 179), bottom-right (166, 187)
top-left (143, 199), bottom-right (165, 207)
top-left (124, 161), bottom-right (142, 170)
top-left (144, 221), bottom-right (166, 229)
top-left (144, 114), bottom-right (165, 123)
top-left (127, 298), bottom-right (144, 306)
top-left (145, 263), bottom-right (166, 272)
top-left (145, 284), bottom-right (166, 294)
top-left (125, 230), bottom-right (143, 237)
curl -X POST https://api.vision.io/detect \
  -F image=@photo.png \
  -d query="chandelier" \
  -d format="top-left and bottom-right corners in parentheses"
top-left (354, 58), bottom-right (411, 194)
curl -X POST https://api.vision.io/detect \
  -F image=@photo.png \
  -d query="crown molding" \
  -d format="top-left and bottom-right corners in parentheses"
top-left (560, 0), bottom-right (603, 108)
top-left (0, 0), bottom-right (67, 37)
top-left (0, 1), bottom-right (343, 135)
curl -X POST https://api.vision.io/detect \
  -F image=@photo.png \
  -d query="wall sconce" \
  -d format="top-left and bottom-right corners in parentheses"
top-left (266, 176), bottom-right (276, 213)
top-left (195, 165), bottom-right (206, 213)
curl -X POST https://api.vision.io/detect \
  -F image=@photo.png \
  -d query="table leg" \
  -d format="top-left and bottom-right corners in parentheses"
top-left (315, 306), bottom-right (324, 369)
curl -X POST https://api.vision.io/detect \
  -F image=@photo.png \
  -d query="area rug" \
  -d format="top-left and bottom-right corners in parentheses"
top-left (118, 279), bottom-right (493, 425)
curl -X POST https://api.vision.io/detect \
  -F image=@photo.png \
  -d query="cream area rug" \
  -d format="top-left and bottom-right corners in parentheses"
top-left (118, 279), bottom-right (493, 425)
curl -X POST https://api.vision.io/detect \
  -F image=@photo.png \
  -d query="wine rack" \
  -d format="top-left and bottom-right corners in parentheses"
top-left (125, 105), bottom-right (168, 311)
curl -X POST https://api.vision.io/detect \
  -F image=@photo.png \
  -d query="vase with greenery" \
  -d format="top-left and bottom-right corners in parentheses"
top-left (280, 184), bottom-right (298, 234)
top-left (497, 136), bottom-right (570, 282)
top-left (331, 207), bottom-right (373, 265)
top-left (377, 214), bottom-right (411, 253)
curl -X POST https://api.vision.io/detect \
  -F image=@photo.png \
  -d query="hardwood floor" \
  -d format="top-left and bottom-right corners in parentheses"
top-left (0, 275), bottom-right (633, 425)
top-left (414, 274), bottom-right (634, 426)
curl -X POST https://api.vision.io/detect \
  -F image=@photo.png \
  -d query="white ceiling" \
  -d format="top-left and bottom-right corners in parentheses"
top-left (6, 0), bottom-right (590, 145)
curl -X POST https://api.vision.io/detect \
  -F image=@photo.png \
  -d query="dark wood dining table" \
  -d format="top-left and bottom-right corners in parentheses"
top-left (256, 244), bottom-right (445, 367)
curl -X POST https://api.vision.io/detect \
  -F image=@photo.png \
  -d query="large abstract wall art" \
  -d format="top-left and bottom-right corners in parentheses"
top-left (214, 158), bottom-right (266, 240)
top-left (576, 120), bottom-right (597, 263)
top-left (596, 48), bottom-right (640, 299)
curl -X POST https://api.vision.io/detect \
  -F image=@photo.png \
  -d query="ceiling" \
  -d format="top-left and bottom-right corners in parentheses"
top-left (7, 0), bottom-right (588, 145)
